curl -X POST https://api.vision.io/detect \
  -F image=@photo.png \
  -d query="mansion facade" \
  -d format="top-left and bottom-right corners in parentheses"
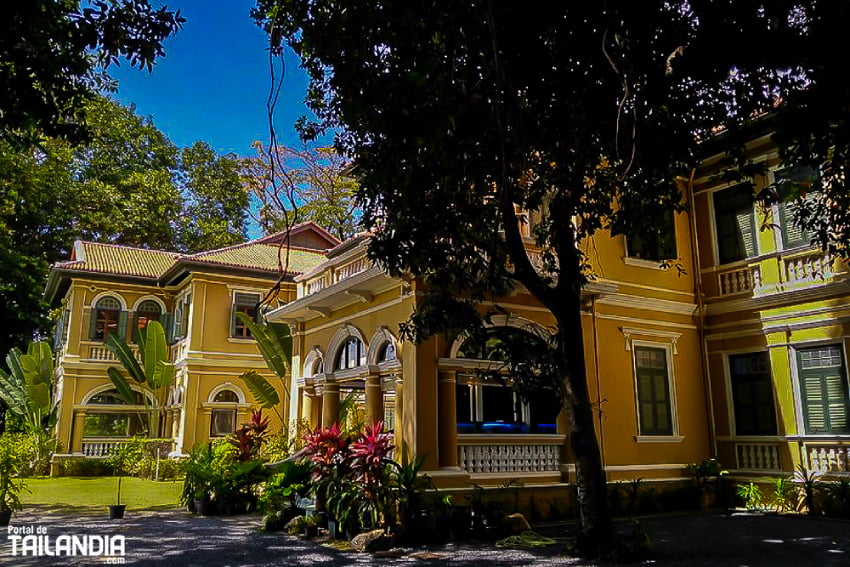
top-left (46, 137), bottom-right (850, 488)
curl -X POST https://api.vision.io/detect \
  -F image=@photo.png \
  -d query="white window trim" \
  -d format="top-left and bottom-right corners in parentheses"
top-left (789, 339), bottom-right (850, 436)
top-left (90, 291), bottom-right (127, 311)
top-left (631, 340), bottom-right (679, 438)
top-left (130, 295), bottom-right (167, 313)
top-left (707, 179), bottom-right (760, 268)
top-left (722, 348), bottom-right (777, 437)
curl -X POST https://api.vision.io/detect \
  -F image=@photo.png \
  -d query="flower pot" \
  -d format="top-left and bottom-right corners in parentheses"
top-left (0, 509), bottom-right (12, 527)
top-left (108, 505), bottom-right (126, 520)
top-left (327, 519), bottom-right (339, 539)
top-left (195, 499), bottom-right (217, 516)
top-left (304, 525), bottom-right (319, 538)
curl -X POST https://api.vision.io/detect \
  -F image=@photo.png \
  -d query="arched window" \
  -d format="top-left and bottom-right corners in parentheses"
top-left (213, 390), bottom-right (239, 403)
top-left (455, 327), bottom-right (560, 434)
top-left (377, 342), bottom-right (397, 363)
top-left (135, 300), bottom-right (162, 330)
top-left (210, 389), bottom-right (239, 437)
top-left (84, 388), bottom-right (147, 437)
top-left (90, 296), bottom-right (124, 341)
top-left (335, 337), bottom-right (366, 371)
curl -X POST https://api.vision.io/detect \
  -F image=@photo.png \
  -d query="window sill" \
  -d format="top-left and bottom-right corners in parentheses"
top-left (227, 337), bottom-right (254, 343)
top-left (623, 257), bottom-right (672, 270)
top-left (634, 435), bottom-right (685, 443)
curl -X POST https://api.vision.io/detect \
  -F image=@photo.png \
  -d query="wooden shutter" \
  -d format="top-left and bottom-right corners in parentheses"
top-left (635, 346), bottom-right (673, 436)
top-left (88, 308), bottom-right (99, 340)
top-left (777, 165), bottom-right (818, 250)
top-left (714, 183), bottom-right (756, 264)
top-left (160, 313), bottom-right (174, 344)
top-left (798, 346), bottom-right (850, 434)
top-left (117, 310), bottom-right (129, 340)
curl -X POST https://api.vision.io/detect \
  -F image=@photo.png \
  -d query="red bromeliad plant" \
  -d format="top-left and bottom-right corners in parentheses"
top-left (301, 422), bottom-right (352, 482)
top-left (229, 409), bottom-right (270, 461)
top-left (350, 421), bottom-right (395, 528)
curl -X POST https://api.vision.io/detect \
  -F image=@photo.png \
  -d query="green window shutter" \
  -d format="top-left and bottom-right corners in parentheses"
top-left (798, 346), bottom-right (850, 434)
top-left (160, 313), bottom-right (174, 344)
top-left (713, 183), bottom-right (756, 265)
top-left (89, 308), bottom-right (99, 340)
top-left (117, 310), bottom-right (129, 340)
top-left (634, 346), bottom-right (673, 436)
top-left (776, 166), bottom-right (818, 250)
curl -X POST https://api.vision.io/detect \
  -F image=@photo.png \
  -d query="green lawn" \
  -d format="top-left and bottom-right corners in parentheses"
top-left (22, 477), bottom-right (183, 510)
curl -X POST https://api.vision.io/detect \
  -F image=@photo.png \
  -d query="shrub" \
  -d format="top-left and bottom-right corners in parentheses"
top-left (55, 458), bottom-right (114, 477)
top-left (736, 482), bottom-right (763, 510)
top-left (765, 477), bottom-right (798, 512)
top-left (822, 478), bottom-right (850, 518)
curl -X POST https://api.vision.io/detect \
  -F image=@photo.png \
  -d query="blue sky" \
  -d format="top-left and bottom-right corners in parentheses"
top-left (111, 0), bottom-right (310, 157)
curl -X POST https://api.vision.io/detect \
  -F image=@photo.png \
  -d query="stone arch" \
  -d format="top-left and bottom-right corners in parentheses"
top-left (90, 291), bottom-right (127, 310)
top-left (208, 382), bottom-right (247, 404)
top-left (367, 327), bottom-right (400, 365)
top-left (448, 314), bottom-right (554, 359)
top-left (325, 323), bottom-right (368, 374)
top-left (130, 295), bottom-right (166, 312)
top-left (82, 383), bottom-right (156, 406)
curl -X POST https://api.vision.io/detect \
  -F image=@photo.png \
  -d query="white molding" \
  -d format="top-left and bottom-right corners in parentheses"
top-left (630, 339), bottom-right (680, 437)
top-left (603, 463), bottom-right (687, 472)
top-left (90, 291), bottom-right (127, 310)
top-left (448, 315), bottom-right (553, 359)
top-left (324, 323), bottom-right (368, 374)
top-left (621, 327), bottom-right (682, 354)
top-left (130, 295), bottom-right (167, 313)
top-left (81, 383), bottom-right (155, 406)
top-left (597, 293), bottom-right (697, 316)
top-left (367, 327), bottom-right (400, 365)
top-left (622, 256), bottom-right (672, 271)
top-left (595, 313), bottom-right (697, 330)
top-left (208, 382), bottom-right (247, 403)
top-left (634, 436), bottom-right (685, 444)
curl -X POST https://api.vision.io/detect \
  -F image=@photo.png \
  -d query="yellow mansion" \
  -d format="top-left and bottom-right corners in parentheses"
top-left (46, 140), bottom-right (850, 488)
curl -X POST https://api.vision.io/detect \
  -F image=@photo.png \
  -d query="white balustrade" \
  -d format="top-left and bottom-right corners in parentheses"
top-left (805, 444), bottom-right (850, 474)
top-left (719, 267), bottom-right (755, 296)
top-left (785, 252), bottom-right (833, 286)
top-left (305, 274), bottom-right (329, 295)
top-left (736, 443), bottom-right (781, 471)
top-left (81, 439), bottom-right (129, 457)
top-left (335, 257), bottom-right (369, 283)
top-left (84, 343), bottom-right (140, 362)
top-left (458, 443), bottom-right (561, 474)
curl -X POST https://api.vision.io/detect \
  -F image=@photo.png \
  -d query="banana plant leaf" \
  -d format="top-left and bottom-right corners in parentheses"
top-left (106, 333), bottom-right (147, 384)
top-left (27, 341), bottom-right (53, 385)
top-left (107, 367), bottom-right (138, 406)
top-left (150, 360), bottom-right (175, 391)
top-left (143, 321), bottom-right (168, 382)
top-left (235, 312), bottom-right (292, 379)
top-left (0, 367), bottom-right (27, 418)
top-left (239, 370), bottom-right (280, 409)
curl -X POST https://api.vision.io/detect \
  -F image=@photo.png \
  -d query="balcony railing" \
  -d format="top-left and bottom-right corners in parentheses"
top-left (715, 249), bottom-right (845, 299)
top-left (803, 442), bottom-right (850, 475)
top-left (334, 257), bottom-right (369, 283)
top-left (81, 342), bottom-right (140, 363)
top-left (458, 436), bottom-right (564, 474)
top-left (81, 438), bottom-right (130, 457)
top-left (736, 443), bottom-right (781, 471)
top-left (718, 266), bottom-right (760, 296)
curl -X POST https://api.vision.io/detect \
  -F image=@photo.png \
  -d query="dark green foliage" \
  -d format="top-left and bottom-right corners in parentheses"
top-left (1, 1), bottom-right (183, 146)
top-left (0, 97), bottom-right (249, 360)
top-left (822, 478), bottom-right (850, 518)
top-left (252, 0), bottom-right (850, 554)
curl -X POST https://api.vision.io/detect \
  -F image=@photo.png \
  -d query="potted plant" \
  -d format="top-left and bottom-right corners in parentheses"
top-left (303, 515), bottom-right (320, 538)
top-left (685, 458), bottom-right (727, 509)
top-left (0, 434), bottom-right (29, 526)
top-left (106, 442), bottom-right (136, 519)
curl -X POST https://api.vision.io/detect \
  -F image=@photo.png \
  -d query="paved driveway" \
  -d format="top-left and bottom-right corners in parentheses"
top-left (1, 506), bottom-right (848, 566)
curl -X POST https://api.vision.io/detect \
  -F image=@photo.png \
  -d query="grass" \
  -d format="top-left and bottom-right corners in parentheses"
top-left (21, 477), bottom-right (183, 510)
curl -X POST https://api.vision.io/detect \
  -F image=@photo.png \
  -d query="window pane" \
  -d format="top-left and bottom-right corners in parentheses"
top-left (713, 184), bottom-right (756, 264)
top-left (798, 345), bottom-right (850, 434)
top-left (210, 409), bottom-right (237, 437)
top-left (729, 352), bottom-right (777, 435)
top-left (627, 209), bottom-right (677, 261)
top-left (634, 346), bottom-right (673, 435)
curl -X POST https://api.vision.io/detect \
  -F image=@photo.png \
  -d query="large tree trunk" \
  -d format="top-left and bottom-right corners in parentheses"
top-left (555, 296), bottom-right (615, 556)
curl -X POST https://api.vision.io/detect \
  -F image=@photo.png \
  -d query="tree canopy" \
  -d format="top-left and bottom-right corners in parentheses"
top-left (242, 143), bottom-right (359, 241)
top-left (254, 0), bottom-right (850, 554)
top-left (0, 96), bottom-right (249, 359)
top-left (2, 0), bottom-right (184, 146)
